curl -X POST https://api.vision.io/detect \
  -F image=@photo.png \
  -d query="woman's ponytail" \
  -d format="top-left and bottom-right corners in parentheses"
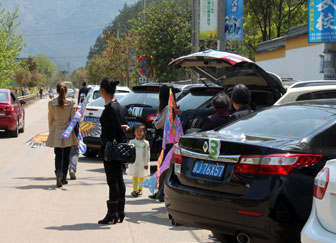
top-left (57, 82), bottom-right (67, 107)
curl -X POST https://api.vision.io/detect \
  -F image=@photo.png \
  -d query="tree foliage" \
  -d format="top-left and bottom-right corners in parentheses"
top-left (0, 5), bottom-right (24, 87)
top-left (35, 53), bottom-right (56, 83)
top-left (71, 67), bottom-right (88, 88)
top-left (131, 0), bottom-right (192, 82)
top-left (87, 33), bottom-right (137, 85)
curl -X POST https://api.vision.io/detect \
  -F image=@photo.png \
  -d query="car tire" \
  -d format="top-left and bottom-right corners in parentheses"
top-left (211, 231), bottom-right (237, 243)
top-left (10, 120), bottom-right (19, 137)
top-left (83, 149), bottom-right (98, 157)
top-left (19, 119), bottom-right (25, 133)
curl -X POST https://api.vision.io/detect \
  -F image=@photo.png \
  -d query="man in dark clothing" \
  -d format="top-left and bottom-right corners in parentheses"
top-left (201, 92), bottom-right (231, 131)
top-left (230, 84), bottom-right (254, 121)
top-left (78, 81), bottom-right (89, 104)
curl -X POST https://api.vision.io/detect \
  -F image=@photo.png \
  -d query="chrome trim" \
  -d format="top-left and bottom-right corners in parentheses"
top-left (181, 148), bottom-right (240, 163)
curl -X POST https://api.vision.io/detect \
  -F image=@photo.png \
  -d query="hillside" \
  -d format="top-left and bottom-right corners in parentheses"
top-left (2, 0), bottom-right (138, 71)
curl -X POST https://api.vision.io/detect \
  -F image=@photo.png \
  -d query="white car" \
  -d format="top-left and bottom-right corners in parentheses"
top-left (301, 159), bottom-right (336, 242)
top-left (86, 85), bottom-right (131, 104)
top-left (80, 93), bottom-right (129, 157)
top-left (274, 80), bottom-right (336, 105)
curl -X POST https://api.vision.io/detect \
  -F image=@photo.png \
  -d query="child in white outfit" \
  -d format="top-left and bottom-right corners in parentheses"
top-left (126, 123), bottom-right (150, 197)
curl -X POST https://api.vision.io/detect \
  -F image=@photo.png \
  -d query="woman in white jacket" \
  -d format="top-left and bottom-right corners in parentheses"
top-left (126, 123), bottom-right (150, 197)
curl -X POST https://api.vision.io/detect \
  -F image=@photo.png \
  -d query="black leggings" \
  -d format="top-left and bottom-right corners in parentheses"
top-left (54, 147), bottom-right (71, 178)
top-left (103, 160), bottom-right (126, 202)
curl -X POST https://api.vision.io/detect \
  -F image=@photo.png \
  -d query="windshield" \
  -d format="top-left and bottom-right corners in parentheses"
top-left (0, 92), bottom-right (8, 101)
top-left (219, 105), bottom-right (335, 139)
top-left (177, 93), bottom-right (213, 110)
top-left (87, 94), bottom-right (126, 107)
top-left (119, 92), bottom-right (159, 107)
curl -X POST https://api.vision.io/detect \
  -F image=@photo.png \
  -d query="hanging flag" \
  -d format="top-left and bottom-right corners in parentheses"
top-left (141, 88), bottom-right (184, 192)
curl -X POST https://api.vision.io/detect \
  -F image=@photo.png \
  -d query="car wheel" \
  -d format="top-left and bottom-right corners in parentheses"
top-left (10, 120), bottom-right (19, 137)
top-left (83, 149), bottom-right (98, 157)
top-left (211, 231), bottom-right (237, 243)
top-left (19, 119), bottom-right (25, 133)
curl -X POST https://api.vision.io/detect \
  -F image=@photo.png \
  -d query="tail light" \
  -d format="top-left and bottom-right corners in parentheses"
top-left (235, 154), bottom-right (322, 176)
top-left (146, 113), bottom-right (157, 122)
top-left (314, 168), bottom-right (329, 200)
top-left (172, 144), bottom-right (182, 164)
top-left (2, 105), bottom-right (13, 112)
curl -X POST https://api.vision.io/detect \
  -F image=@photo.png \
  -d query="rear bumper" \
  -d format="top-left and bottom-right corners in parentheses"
top-left (301, 200), bottom-right (336, 243)
top-left (0, 115), bottom-right (16, 130)
top-left (83, 136), bottom-right (101, 149)
top-left (165, 168), bottom-right (302, 243)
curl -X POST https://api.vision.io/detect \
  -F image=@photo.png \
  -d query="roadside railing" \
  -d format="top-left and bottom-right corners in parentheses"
top-left (18, 94), bottom-right (38, 105)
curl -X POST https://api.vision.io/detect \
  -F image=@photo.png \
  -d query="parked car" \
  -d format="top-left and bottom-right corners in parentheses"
top-left (0, 89), bottom-right (25, 137)
top-left (301, 159), bottom-right (336, 243)
top-left (86, 85), bottom-right (131, 104)
top-left (66, 88), bottom-right (75, 98)
top-left (80, 93), bottom-right (128, 157)
top-left (274, 80), bottom-right (336, 105)
top-left (165, 99), bottom-right (336, 243)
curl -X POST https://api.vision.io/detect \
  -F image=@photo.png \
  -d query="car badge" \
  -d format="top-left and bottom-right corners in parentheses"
top-left (203, 141), bottom-right (208, 153)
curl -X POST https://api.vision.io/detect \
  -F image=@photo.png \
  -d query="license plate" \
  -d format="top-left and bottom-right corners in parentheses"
top-left (83, 117), bottom-right (99, 123)
top-left (192, 161), bottom-right (225, 178)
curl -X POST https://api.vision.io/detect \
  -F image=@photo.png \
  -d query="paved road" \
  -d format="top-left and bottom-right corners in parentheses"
top-left (0, 97), bottom-right (215, 243)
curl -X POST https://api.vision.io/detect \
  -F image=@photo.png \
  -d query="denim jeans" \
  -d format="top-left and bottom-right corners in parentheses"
top-left (69, 145), bottom-right (79, 173)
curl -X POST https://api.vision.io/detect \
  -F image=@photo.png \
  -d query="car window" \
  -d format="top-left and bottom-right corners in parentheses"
top-left (297, 90), bottom-right (336, 101)
top-left (93, 90), bottom-right (101, 100)
top-left (219, 105), bottom-right (334, 139)
top-left (177, 93), bottom-right (213, 110)
top-left (119, 92), bottom-right (159, 107)
top-left (0, 92), bottom-right (8, 101)
top-left (87, 94), bottom-right (126, 107)
top-left (10, 93), bottom-right (17, 104)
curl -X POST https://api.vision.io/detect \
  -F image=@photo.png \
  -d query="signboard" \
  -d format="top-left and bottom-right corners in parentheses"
top-left (137, 55), bottom-right (153, 77)
top-left (309, 0), bottom-right (336, 43)
top-left (225, 0), bottom-right (244, 40)
top-left (200, 0), bottom-right (218, 40)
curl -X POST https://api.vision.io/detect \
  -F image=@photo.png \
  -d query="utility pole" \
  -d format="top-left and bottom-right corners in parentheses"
top-left (142, 0), bottom-right (146, 21)
top-left (191, 0), bottom-right (200, 83)
top-left (217, 0), bottom-right (226, 51)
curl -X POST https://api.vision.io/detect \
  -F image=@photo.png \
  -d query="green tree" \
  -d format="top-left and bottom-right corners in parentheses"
top-left (0, 5), bottom-right (24, 87)
top-left (131, 0), bottom-right (192, 82)
top-left (35, 53), bottom-right (56, 86)
top-left (71, 67), bottom-right (88, 88)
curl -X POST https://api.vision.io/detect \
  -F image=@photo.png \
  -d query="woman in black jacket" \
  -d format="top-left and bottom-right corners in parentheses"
top-left (98, 77), bottom-right (130, 225)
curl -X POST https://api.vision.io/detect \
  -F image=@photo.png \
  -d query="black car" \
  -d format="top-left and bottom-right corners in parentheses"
top-left (119, 83), bottom-right (222, 160)
top-left (165, 99), bottom-right (336, 243)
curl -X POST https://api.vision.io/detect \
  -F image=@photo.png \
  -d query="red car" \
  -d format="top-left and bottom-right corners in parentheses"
top-left (0, 89), bottom-right (25, 137)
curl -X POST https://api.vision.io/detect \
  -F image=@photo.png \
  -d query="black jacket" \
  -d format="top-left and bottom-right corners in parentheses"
top-left (230, 105), bottom-right (254, 122)
top-left (100, 101), bottom-right (127, 146)
top-left (78, 87), bottom-right (89, 104)
top-left (201, 110), bottom-right (230, 131)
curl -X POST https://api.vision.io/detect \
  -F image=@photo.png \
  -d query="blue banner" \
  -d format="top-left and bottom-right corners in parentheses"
top-left (309, 0), bottom-right (336, 43)
top-left (225, 0), bottom-right (244, 40)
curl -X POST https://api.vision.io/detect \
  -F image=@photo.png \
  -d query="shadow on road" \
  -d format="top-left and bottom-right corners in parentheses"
top-left (0, 131), bottom-right (13, 139)
top-left (14, 177), bottom-right (55, 181)
top-left (78, 156), bottom-right (102, 164)
top-left (45, 223), bottom-right (110, 231)
top-left (15, 184), bottom-right (67, 191)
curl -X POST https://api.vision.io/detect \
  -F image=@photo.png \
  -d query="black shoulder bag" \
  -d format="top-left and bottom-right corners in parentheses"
top-left (104, 104), bottom-right (136, 163)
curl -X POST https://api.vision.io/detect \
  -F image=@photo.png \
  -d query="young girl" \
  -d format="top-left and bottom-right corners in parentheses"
top-left (126, 123), bottom-right (150, 197)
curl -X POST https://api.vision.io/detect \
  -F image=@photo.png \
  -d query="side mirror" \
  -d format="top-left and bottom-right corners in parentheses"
top-left (20, 100), bottom-right (26, 105)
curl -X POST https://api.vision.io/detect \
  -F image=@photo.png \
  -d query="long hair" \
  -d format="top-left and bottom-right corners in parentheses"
top-left (158, 85), bottom-right (170, 113)
top-left (57, 82), bottom-right (67, 106)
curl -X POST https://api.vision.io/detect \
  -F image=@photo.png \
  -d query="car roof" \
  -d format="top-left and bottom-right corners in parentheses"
top-left (0, 89), bottom-right (9, 92)
top-left (289, 80), bottom-right (336, 88)
top-left (281, 98), bottom-right (336, 107)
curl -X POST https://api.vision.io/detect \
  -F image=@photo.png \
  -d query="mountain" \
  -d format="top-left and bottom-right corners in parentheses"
top-left (2, 0), bottom-right (139, 72)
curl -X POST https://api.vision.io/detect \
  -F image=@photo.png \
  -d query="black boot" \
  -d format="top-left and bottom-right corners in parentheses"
top-left (61, 174), bottom-right (68, 185)
top-left (55, 170), bottom-right (62, 188)
top-left (117, 199), bottom-right (125, 223)
top-left (98, 201), bottom-right (118, 224)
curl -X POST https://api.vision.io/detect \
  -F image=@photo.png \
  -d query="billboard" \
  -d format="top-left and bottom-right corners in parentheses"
top-left (225, 0), bottom-right (244, 40)
top-left (200, 0), bottom-right (218, 40)
top-left (309, 0), bottom-right (336, 43)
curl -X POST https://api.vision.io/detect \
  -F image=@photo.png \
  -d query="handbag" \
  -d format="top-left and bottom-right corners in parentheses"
top-left (103, 102), bottom-right (136, 163)
top-left (104, 139), bottom-right (136, 163)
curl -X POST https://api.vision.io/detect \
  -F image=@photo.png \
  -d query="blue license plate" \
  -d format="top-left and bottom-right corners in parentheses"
top-left (192, 161), bottom-right (225, 178)
top-left (84, 117), bottom-right (99, 123)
